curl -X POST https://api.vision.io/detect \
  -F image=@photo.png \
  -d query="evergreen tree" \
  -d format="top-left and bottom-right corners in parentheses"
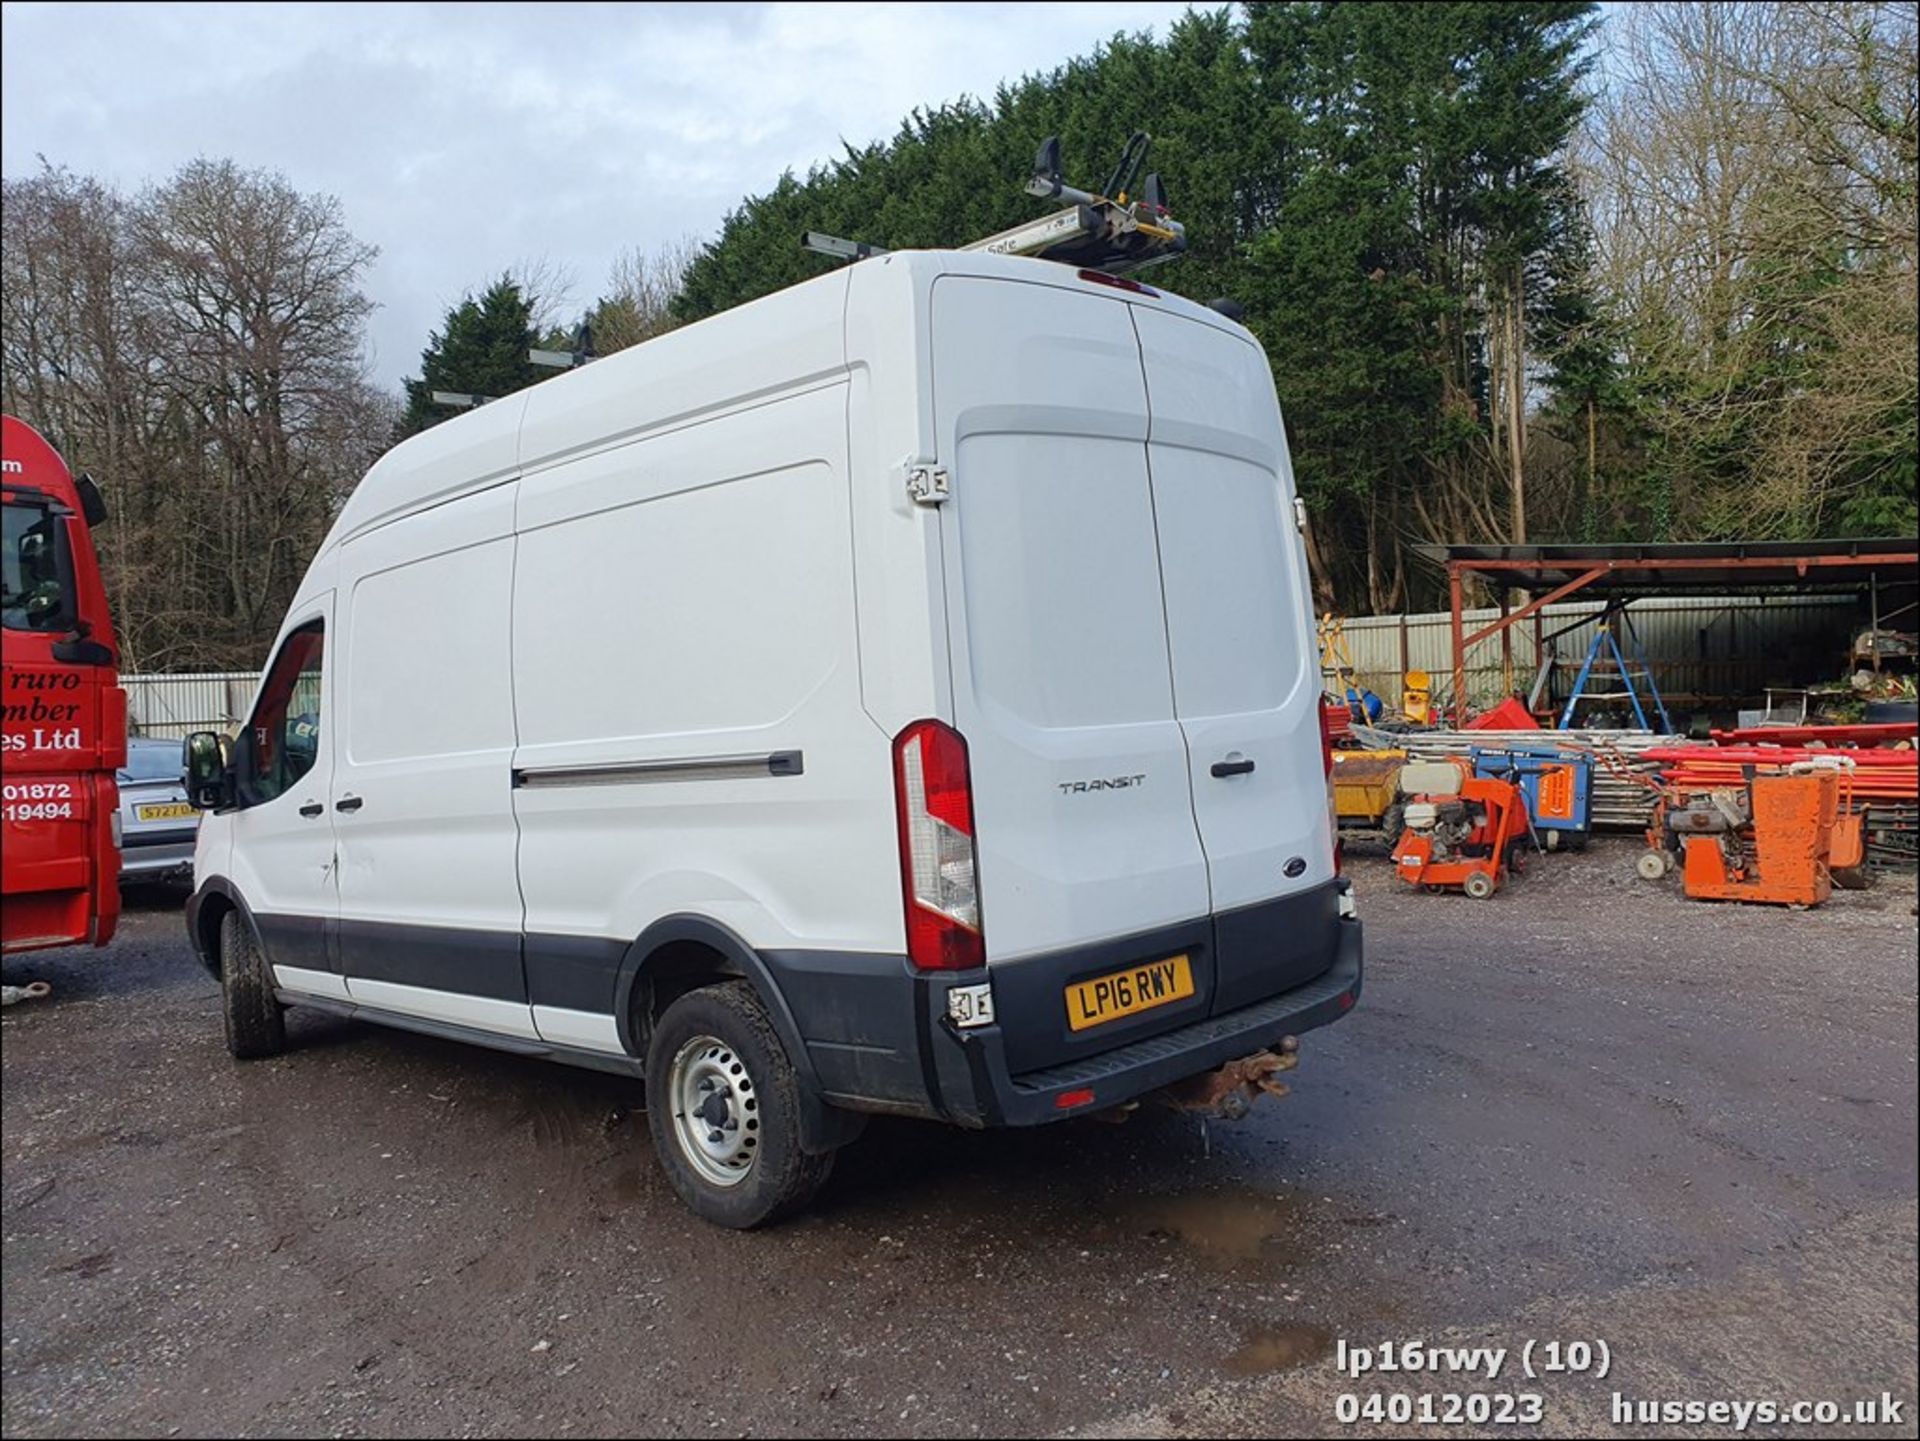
top-left (397, 277), bottom-right (543, 438)
top-left (663, 5), bottom-right (1599, 610)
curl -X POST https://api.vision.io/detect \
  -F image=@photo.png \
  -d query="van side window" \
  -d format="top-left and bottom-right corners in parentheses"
top-left (239, 622), bottom-right (325, 806)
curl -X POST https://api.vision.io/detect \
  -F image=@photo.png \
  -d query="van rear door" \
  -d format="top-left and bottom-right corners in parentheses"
top-left (930, 275), bottom-right (1213, 1073)
top-left (1133, 306), bottom-right (1337, 1013)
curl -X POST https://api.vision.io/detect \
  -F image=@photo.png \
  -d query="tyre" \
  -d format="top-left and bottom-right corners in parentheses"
top-left (645, 981), bottom-right (835, 1229)
top-left (1379, 803), bottom-right (1405, 841)
top-left (219, 908), bottom-right (286, 1060)
top-left (1636, 850), bottom-right (1669, 882)
top-left (1463, 871), bottom-right (1496, 900)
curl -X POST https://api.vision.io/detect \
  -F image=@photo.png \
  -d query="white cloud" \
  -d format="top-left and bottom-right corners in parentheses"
top-left (2, 0), bottom-right (1196, 385)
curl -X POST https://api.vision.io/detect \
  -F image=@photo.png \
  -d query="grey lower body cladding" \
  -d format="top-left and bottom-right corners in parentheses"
top-left (187, 878), bottom-right (1361, 1128)
top-left (767, 880), bottom-right (1362, 1126)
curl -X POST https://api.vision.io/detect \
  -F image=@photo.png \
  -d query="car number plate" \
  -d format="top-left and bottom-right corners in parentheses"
top-left (135, 802), bottom-right (195, 821)
top-left (1065, 954), bottom-right (1194, 1032)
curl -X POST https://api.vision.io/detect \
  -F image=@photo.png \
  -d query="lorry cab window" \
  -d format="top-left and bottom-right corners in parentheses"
top-left (1, 501), bottom-right (72, 632)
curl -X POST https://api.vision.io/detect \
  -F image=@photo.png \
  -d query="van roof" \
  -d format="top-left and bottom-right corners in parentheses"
top-left (321, 250), bottom-right (1252, 553)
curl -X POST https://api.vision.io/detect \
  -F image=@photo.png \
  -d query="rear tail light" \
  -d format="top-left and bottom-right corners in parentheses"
top-left (893, 719), bottom-right (984, 972)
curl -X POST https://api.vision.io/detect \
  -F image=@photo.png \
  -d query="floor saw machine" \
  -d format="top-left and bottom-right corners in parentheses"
top-left (1390, 760), bottom-right (1533, 899)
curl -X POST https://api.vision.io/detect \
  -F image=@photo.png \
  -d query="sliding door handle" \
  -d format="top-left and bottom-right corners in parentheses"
top-left (334, 794), bottom-right (364, 814)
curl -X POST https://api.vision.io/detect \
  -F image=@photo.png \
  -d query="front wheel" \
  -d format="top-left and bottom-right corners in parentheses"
top-left (219, 908), bottom-right (286, 1060)
top-left (645, 981), bottom-right (834, 1229)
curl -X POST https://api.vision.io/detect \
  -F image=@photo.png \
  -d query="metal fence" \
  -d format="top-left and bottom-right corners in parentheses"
top-left (122, 595), bottom-right (1862, 735)
top-left (1330, 594), bottom-right (1860, 714)
top-left (123, 671), bottom-right (260, 739)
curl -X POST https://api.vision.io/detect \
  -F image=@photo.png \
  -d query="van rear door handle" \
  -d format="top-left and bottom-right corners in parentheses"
top-left (1210, 758), bottom-right (1256, 778)
top-left (299, 801), bottom-right (324, 818)
top-left (334, 795), bottom-right (364, 814)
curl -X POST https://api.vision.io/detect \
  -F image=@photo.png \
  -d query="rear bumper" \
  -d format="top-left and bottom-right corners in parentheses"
top-left (120, 836), bottom-right (196, 878)
top-left (764, 887), bottom-right (1362, 1130)
top-left (939, 914), bottom-right (1361, 1127)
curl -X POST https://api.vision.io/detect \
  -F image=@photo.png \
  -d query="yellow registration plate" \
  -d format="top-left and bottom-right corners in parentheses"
top-left (135, 802), bottom-right (195, 822)
top-left (1065, 954), bottom-right (1194, 1032)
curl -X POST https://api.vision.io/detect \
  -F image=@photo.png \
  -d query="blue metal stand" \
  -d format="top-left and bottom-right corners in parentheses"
top-left (1558, 604), bottom-right (1673, 732)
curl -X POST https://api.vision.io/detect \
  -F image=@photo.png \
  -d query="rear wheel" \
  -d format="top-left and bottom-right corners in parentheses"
top-left (1463, 871), bottom-right (1496, 900)
top-left (645, 981), bottom-right (834, 1229)
top-left (219, 908), bottom-right (286, 1060)
top-left (1636, 849), bottom-right (1670, 882)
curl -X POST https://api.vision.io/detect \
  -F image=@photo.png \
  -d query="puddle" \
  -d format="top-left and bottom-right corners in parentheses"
top-left (1129, 1187), bottom-right (1311, 1264)
top-left (1224, 1322), bottom-right (1333, 1376)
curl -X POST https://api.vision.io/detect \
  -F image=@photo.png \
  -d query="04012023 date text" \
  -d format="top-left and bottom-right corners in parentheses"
top-left (1336, 1392), bottom-right (1546, 1426)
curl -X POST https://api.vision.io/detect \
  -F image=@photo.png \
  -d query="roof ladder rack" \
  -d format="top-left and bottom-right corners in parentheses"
top-left (802, 132), bottom-right (1186, 277)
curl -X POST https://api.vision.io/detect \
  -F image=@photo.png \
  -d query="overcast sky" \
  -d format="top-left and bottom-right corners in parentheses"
top-left (1, 1), bottom-right (1196, 388)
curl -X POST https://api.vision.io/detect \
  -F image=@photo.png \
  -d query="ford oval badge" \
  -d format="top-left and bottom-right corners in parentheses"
top-left (1283, 856), bottom-right (1307, 878)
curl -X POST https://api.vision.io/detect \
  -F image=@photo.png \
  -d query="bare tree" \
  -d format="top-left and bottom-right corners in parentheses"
top-left (2, 158), bottom-right (387, 670)
top-left (1582, 0), bottom-right (1917, 538)
top-left (589, 238), bottom-right (698, 354)
top-left (507, 254), bottom-right (578, 338)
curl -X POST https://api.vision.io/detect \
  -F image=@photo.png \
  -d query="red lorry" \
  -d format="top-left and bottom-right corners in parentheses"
top-left (1, 415), bottom-right (126, 954)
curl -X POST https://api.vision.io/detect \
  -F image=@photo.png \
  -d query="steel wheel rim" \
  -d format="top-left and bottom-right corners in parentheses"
top-left (668, 1034), bottom-right (760, 1188)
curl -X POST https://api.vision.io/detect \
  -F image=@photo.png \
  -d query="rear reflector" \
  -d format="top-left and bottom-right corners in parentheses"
top-left (893, 719), bottom-right (984, 972)
top-left (1055, 1088), bottom-right (1096, 1111)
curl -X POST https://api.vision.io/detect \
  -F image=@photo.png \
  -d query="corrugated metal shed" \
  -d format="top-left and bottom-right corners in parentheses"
top-left (1332, 595), bottom-right (1858, 712)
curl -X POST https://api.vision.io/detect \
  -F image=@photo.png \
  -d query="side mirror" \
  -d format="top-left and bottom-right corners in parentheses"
top-left (183, 731), bottom-right (233, 811)
top-left (51, 619), bottom-right (114, 667)
top-left (75, 473), bottom-right (109, 527)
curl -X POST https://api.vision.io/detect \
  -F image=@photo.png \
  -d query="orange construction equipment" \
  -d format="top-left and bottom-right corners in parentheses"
top-left (1675, 771), bottom-right (1837, 907)
top-left (1641, 757), bottom-right (1871, 892)
top-left (1390, 759), bottom-right (1531, 899)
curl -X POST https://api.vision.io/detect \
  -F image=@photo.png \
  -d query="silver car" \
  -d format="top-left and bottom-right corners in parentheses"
top-left (117, 736), bottom-right (199, 881)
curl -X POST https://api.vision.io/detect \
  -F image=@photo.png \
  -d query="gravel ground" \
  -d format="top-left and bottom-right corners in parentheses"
top-left (3, 843), bottom-right (1915, 1439)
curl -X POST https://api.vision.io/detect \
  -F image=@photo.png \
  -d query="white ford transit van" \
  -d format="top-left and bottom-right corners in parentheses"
top-left (184, 249), bottom-right (1363, 1227)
